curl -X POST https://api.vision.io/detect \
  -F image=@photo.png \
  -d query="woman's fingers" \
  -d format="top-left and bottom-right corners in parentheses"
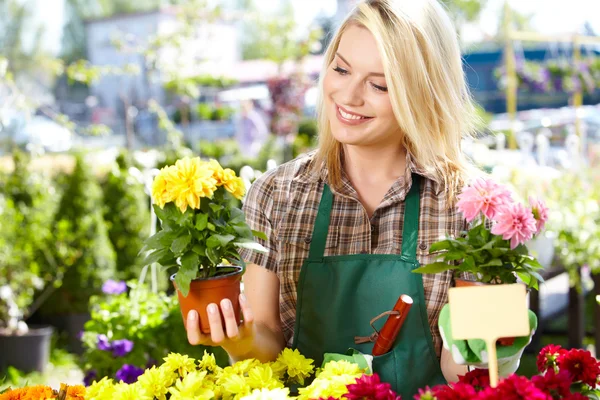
top-left (239, 293), bottom-right (254, 325)
top-left (221, 299), bottom-right (240, 341)
top-left (207, 303), bottom-right (226, 344)
top-left (186, 310), bottom-right (208, 345)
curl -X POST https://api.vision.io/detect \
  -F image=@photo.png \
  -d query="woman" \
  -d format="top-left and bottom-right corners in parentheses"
top-left (186, 0), bottom-right (479, 396)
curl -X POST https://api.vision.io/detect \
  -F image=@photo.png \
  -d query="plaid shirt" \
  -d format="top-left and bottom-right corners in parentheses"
top-left (239, 151), bottom-right (468, 357)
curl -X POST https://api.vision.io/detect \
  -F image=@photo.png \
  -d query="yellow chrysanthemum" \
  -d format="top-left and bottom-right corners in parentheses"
top-left (207, 159), bottom-right (226, 185)
top-left (137, 366), bottom-right (175, 400)
top-left (198, 350), bottom-right (221, 374)
top-left (164, 157), bottom-right (218, 212)
top-left (112, 382), bottom-right (151, 400)
top-left (246, 365), bottom-right (284, 390)
top-left (317, 360), bottom-right (364, 380)
top-left (222, 168), bottom-right (246, 200)
top-left (298, 374), bottom-right (357, 400)
top-left (240, 387), bottom-right (290, 400)
top-left (151, 166), bottom-right (176, 208)
top-left (220, 374), bottom-right (251, 399)
top-left (274, 348), bottom-right (314, 385)
top-left (162, 353), bottom-right (197, 377)
top-left (230, 358), bottom-right (261, 375)
top-left (168, 371), bottom-right (214, 400)
top-left (83, 377), bottom-right (116, 400)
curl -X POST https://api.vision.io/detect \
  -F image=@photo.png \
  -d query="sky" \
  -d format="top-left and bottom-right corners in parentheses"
top-left (27, 0), bottom-right (600, 55)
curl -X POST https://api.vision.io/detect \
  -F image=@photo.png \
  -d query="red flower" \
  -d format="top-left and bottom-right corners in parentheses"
top-left (344, 374), bottom-right (401, 400)
top-left (557, 348), bottom-right (600, 387)
top-left (531, 368), bottom-right (572, 398)
top-left (476, 374), bottom-right (550, 400)
top-left (562, 394), bottom-right (590, 400)
top-left (413, 387), bottom-right (436, 400)
top-left (430, 383), bottom-right (477, 400)
top-left (537, 344), bottom-right (567, 373)
top-left (458, 369), bottom-right (491, 391)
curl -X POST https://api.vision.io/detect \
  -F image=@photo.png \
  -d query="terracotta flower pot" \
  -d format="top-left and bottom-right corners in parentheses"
top-left (453, 278), bottom-right (516, 346)
top-left (171, 266), bottom-right (243, 334)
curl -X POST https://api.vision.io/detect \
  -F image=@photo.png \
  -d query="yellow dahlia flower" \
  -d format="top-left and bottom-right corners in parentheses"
top-left (162, 353), bottom-right (197, 377)
top-left (241, 387), bottom-right (290, 400)
top-left (222, 168), bottom-right (246, 200)
top-left (168, 371), bottom-right (214, 400)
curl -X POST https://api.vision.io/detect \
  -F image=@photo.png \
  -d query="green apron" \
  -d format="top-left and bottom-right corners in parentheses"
top-left (292, 174), bottom-right (447, 398)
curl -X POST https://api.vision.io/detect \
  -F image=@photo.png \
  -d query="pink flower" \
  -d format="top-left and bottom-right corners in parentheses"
top-left (529, 197), bottom-right (549, 235)
top-left (456, 178), bottom-right (513, 223)
top-left (557, 348), bottom-right (600, 387)
top-left (430, 383), bottom-right (477, 400)
top-left (344, 374), bottom-right (401, 400)
top-left (491, 202), bottom-right (537, 249)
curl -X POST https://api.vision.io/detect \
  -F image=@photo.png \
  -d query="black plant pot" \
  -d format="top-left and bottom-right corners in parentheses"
top-left (52, 313), bottom-right (90, 355)
top-left (0, 325), bottom-right (53, 373)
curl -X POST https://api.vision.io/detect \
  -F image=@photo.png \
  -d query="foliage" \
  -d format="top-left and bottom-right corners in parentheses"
top-left (101, 151), bottom-right (150, 281)
top-left (79, 282), bottom-right (228, 383)
top-left (198, 136), bottom-right (281, 176)
top-left (40, 154), bottom-right (116, 315)
top-left (546, 169), bottom-right (600, 286)
top-left (163, 75), bottom-right (237, 99)
top-left (241, 1), bottom-right (323, 63)
top-left (495, 57), bottom-right (600, 95)
top-left (145, 158), bottom-right (267, 296)
top-left (0, 150), bottom-right (61, 329)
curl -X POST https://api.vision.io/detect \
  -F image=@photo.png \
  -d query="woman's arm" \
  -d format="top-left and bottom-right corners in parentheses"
top-left (440, 346), bottom-right (468, 383)
top-left (186, 263), bottom-right (286, 363)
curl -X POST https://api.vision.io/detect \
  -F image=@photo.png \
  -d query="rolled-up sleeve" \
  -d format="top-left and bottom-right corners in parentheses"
top-left (238, 172), bottom-right (279, 273)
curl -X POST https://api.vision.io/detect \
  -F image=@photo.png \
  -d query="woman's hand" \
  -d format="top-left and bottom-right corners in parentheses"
top-left (186, 293), bottom-right (256, 358)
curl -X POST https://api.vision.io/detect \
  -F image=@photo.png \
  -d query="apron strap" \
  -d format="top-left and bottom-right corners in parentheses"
top-left (309, 174), bottom-right (421, 260)
top-left (401, 174), bottom-right (421, 260)
top-left (308, 183), bottom-right (333, 259)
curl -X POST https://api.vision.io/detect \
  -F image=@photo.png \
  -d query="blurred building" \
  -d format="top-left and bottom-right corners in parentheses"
top-left (85, 7), bottom-right (240, 113)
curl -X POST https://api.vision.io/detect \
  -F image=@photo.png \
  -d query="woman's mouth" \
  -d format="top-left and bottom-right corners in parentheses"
top-left (336, 105), bottom-right (374, 126)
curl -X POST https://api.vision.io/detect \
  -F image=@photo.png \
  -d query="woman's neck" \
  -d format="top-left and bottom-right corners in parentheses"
top-left (343, 144), bottom-right (407, 185)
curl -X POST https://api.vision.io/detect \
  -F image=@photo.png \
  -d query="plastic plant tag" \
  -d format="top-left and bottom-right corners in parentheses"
top-left (448, 283), bottom-right (529, 387)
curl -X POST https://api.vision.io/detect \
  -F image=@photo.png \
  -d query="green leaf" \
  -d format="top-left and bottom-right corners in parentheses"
top-left (234, 239), bottom-right (268, 253)
top-left (252, 230), bottom-right (268, 241)
top-left (230, 208), bottom-right (246, 224)
top-left (479, 259), bottom-right (503, 268)
top-left (142, 248), bottom-right (170, 266)
top-left (171, 234), bottom-right (192, 254)
top-left (443, 250), bottom-right (465, 261)
top-left (195, 213), bottom-right (208, 230)
top-left (175, 252), bottom-right (199, 297)
top-left (207, 222), bottom-right (216, 231)
top-left (233, 225), bottom-right (253, 238)
top-left (412, 262), bottom-right (454, 274)
top-left (206, 234), bottom-right (236, 248)
top-left (192, 243), bottom-right (206, 255)
top-left (429, 240), bottom-right (452, 253)
top-left (205, 246), bottom-right (221, 265)
top-left (209, 203), bottom-right (224, 213)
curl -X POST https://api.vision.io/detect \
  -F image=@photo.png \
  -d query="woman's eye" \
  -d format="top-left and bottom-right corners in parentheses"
top-left (333, 66), bottom-right (348, 75)
top-left (371, 83), bottom-right (388, 92)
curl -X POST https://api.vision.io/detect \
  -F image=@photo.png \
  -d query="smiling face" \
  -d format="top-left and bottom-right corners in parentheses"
top-left (323, 24), bottom-right (402, 149)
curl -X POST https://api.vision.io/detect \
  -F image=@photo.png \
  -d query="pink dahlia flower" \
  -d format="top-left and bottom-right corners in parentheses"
top-left (491, 202), bottom-right (537, 249)
top-left (456, 178), bottom-right (513, 223)
top-left (529, 196), bottom-right (549, 235)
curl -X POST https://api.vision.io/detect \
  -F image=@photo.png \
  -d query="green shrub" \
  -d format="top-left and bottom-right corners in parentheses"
top-left (0, 150), bottom-right (61, 328)
top-left (40, 154), bottom-right (116, 315)
top-left (101, 151), bottom-right (150, 281)
top-left (79, 282), bottom-right (228, 383)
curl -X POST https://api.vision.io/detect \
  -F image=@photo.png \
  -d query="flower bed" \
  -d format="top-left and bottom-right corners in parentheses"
top-left (2, 345), bottom-right (599, 399)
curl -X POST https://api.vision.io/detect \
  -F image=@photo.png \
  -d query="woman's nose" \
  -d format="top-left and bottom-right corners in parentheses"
top-left (338, 79), bottom-right (365, 107)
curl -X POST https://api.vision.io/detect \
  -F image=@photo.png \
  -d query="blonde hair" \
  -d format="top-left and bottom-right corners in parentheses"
top-left (311, 0), bottom-right (479, 202)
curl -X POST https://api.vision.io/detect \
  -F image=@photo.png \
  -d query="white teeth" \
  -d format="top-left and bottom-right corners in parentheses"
top-left (339, 108), bottom-right (365, 120)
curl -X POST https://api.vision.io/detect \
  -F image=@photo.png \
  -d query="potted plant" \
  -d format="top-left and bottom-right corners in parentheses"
top-left (143, 157), bottom-right (267, 333)
top-left (413, 177), bottom-right (549, 289)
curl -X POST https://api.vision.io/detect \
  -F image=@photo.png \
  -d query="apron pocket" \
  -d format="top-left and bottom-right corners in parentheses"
top-left (372, 351), bottom-right (398, 391)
